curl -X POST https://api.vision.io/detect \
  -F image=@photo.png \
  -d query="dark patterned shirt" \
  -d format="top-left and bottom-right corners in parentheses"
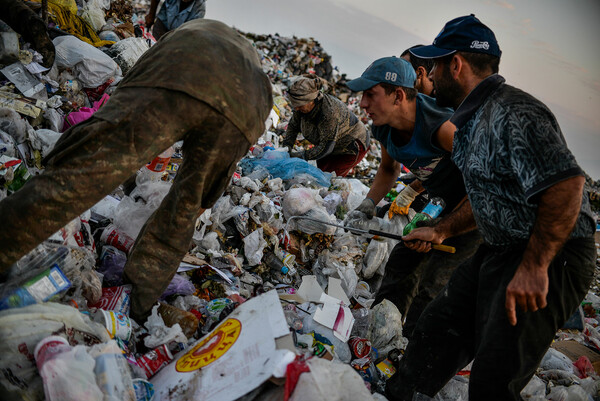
top-left (451, 74), bottom-right (595, 246)
top-left (283, 93), bottom-right (368, 160)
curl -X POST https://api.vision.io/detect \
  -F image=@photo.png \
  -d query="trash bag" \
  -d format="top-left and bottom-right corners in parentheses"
top-left (240, 150), bottom-right (332, 188)
top-left (106, 37), bottom-right (150, 75)
top-left (244, 227), bottom-right (267, 266)
top-left (53, 35), bottom-right (121, 88)
top-left (288, 357), bottom-right (376, 401)
top-left (367, 299), bottom-right (407, 356)
top-left (160, 274), bottom-right (196, 301)
top-left (520, 374), bottom-right (547, 399)
top-left (540, 348), bottom-right (574, 373)
top-left (0, 302), bottom-right (110, 399)
top-left (112, 180), bottom-right (171, 239)
top-left (282, 188), bottom-right (336, 235)
top-left (362, 239), bottom-right (388, 279)
top-left (30, 128), bottom-right (63, 157)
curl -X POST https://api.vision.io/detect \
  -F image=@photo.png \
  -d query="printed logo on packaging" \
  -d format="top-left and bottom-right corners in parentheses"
top-left (176, 318), bottom-right (242, 372)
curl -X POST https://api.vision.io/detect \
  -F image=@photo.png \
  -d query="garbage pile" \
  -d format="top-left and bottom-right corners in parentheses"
top-left (1, 2), bottom-right (600, 401)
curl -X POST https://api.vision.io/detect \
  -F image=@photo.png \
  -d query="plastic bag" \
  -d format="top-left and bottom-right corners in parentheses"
top-left (106, 37), bottom-right (150, 75)
top-left (289, 357), bottom-right (375, 401)
top-left (32, 128), bottom-right (63, 156)
top-left (143, 304), bottom-right (188, 349)
top-left (367, 299), bottom-right (407, 356)
top-left (0, 302), bottom-right (110, 399)
top-left (520, 374), bottom-right (547, 399)
top-left (53, 35), bottom-right (122, 88)
top-left (243, 227), bottom-right (267, 266)
top-left (282, 188), bottom-right (336, 235)
top-left (330, 177), bottom-right (370, 212)
top-left (546, 384), bottom-right (590, 401)
top-left (540, 348), bottom-right (574, 373)
top-left (112, 179), bottom-right (171, 239)
top-left (63, 93), bottom-right (110, 131)
top-left (362, 239), bottom-right (388, 279)
top-left (0, 107), bottom-right (28, 144)
top-left (89, 341), bottom-right (136, 401)
top-left (37, 343), bottom-right (104, 401)
top-left (240, 150), bottom-right (332, 188)
top-left (97, 246), bottom-right (127, 287)
top-left (159, 273), bottom-right (196, 301)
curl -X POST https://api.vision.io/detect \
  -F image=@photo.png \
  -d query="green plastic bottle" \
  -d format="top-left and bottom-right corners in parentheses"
top-left (402, 197), bottom-right (446, 236)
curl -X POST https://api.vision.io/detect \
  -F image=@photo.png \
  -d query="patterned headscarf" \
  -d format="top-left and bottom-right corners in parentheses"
top-left (287, 75), bottom-right (326, 108)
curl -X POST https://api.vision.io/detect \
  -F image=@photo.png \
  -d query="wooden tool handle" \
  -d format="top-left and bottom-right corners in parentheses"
top-left (431, 244), bottom-right (456, 253)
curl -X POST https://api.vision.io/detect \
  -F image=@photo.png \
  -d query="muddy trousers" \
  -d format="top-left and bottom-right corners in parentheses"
top-left (0, 88), bottom-right (251, 320)
top-left (384, 238), bottom-right (596, 401)
top-left (374, 229), bottom-right (482, 337)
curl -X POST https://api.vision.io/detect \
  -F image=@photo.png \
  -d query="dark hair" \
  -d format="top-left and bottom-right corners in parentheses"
top-left (379, 82), bottom-right (417, 101)
top-left (401, 45), bottom-right (434, 74)
top-left (457, 52), bottom-right (500, 75)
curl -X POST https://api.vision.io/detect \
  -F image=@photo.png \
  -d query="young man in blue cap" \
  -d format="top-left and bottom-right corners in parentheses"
top-left (386, 14), bottom-right (596, 401)
top-left (346, 57), bottom-right (481, 337)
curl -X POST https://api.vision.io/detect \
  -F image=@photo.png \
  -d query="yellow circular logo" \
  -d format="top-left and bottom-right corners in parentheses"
top-left (176, 318), bottom-right (242, 372)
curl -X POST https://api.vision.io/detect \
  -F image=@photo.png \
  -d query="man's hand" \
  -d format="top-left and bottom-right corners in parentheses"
top-left (505, 264), bottom-right (549, 326)
top-left (355, 198), bottom-right (376, 219)
top-left (145, 13), bottom-right (155, 30)
top-left (401, 226), bottom-right (445, 253)
top-left (388, 185), bottom-right (419, 218)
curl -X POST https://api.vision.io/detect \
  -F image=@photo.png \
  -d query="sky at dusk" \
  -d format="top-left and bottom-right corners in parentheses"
top-left (206, 0), bottom-right (600, 179)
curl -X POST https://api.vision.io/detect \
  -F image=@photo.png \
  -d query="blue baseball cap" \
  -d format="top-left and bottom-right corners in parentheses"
top-left (346, 56), bottom-right (416, 92)
top-left (410, 14), bottom-right (501, 59)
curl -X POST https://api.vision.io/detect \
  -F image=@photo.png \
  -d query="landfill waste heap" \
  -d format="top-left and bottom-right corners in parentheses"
top-left (1, 1), bottom-right (600, 401)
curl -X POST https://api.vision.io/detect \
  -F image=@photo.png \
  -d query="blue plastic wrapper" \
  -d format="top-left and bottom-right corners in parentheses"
top-left (240, 150), bottom-right (332, 187)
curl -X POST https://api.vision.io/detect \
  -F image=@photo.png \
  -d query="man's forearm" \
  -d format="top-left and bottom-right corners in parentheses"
top-left (366, 166), bottom-right (401, 205)
top-left (433, 197), bottom-right (477, 241)
top-left (521, 176), bottom-right (585, 271)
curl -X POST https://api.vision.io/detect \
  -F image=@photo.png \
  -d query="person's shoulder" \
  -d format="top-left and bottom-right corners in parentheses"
top-left (491, 84), bottom-right (550, 114)
top-left (417, 93), bottom-right (453, 114)
top-left (371, 124), bottom-right (392, 141)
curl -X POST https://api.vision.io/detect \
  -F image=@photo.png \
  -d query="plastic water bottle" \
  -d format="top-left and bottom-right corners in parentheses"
top-left (402, 197), bottom-right (445, 235)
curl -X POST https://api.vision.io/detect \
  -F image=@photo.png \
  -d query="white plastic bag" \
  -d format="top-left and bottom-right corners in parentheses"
top-left (289, 357), bottom-right (375, 401)
top-left (53, 35), bottom-right (122, 88)
top-left (540, 348), bottom-right (574, 373)
top-left (362, 239), bottom-right (388, 279)
top-left (243, 227), bottom-right (267, 266)
top-left (107, 38), bottom-right (150, 75)
top-left (367, 299), bottom-right (407, 356)
top-left (0, 302), bottom-right (110, 399)
top-left (113, 180), bottom-right (171, 239)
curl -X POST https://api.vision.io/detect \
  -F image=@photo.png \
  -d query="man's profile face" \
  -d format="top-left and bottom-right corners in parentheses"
top-left (359, 84), bottom-right (396, 126)
top-left (430, 59), bottom-right (461, 109)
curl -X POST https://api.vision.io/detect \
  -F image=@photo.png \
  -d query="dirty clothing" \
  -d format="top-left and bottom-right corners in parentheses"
top-left (156, 0), bottom-right (206, 32)
top-left (386, 239), bottom-right (595, 401)
top-left (372, 93), bottom-right (478, 330)
top-left (316, 139), bottom-right (368, 177)
top-left (0, 19), bottom-right (272, 321)
top-left (282, 93), bottom-right (368, 163)
top-left (374, 229), bottom-right (482, 337)
top-left (0, 0), bottom-right (55, 67)
top-left (387, 75), bottom-right (596, 400)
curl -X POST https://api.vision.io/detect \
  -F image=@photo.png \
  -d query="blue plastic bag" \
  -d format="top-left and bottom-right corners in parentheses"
top-left (240, 150), bottom-right (331, 187)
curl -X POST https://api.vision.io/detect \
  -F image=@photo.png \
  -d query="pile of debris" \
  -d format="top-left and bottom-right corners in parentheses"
top-left (0, 2), bottom-right (599, 401)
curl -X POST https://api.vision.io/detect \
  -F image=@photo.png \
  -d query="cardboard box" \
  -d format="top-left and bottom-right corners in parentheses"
top-left (551, 340), bottom-right (600, 373)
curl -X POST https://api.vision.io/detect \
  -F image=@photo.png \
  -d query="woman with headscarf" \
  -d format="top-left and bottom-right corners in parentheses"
top-left (282, 74), bottom-right (370, 177)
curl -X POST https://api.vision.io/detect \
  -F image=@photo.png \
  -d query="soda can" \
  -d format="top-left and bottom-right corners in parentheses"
top-left (137, 344), bottom-right (173, 379)
top-left (348, 336), bottom-right (372, 359)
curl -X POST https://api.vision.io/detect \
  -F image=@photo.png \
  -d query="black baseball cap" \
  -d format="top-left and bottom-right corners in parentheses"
top-left (410, 14), bottom-right (501, 59)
